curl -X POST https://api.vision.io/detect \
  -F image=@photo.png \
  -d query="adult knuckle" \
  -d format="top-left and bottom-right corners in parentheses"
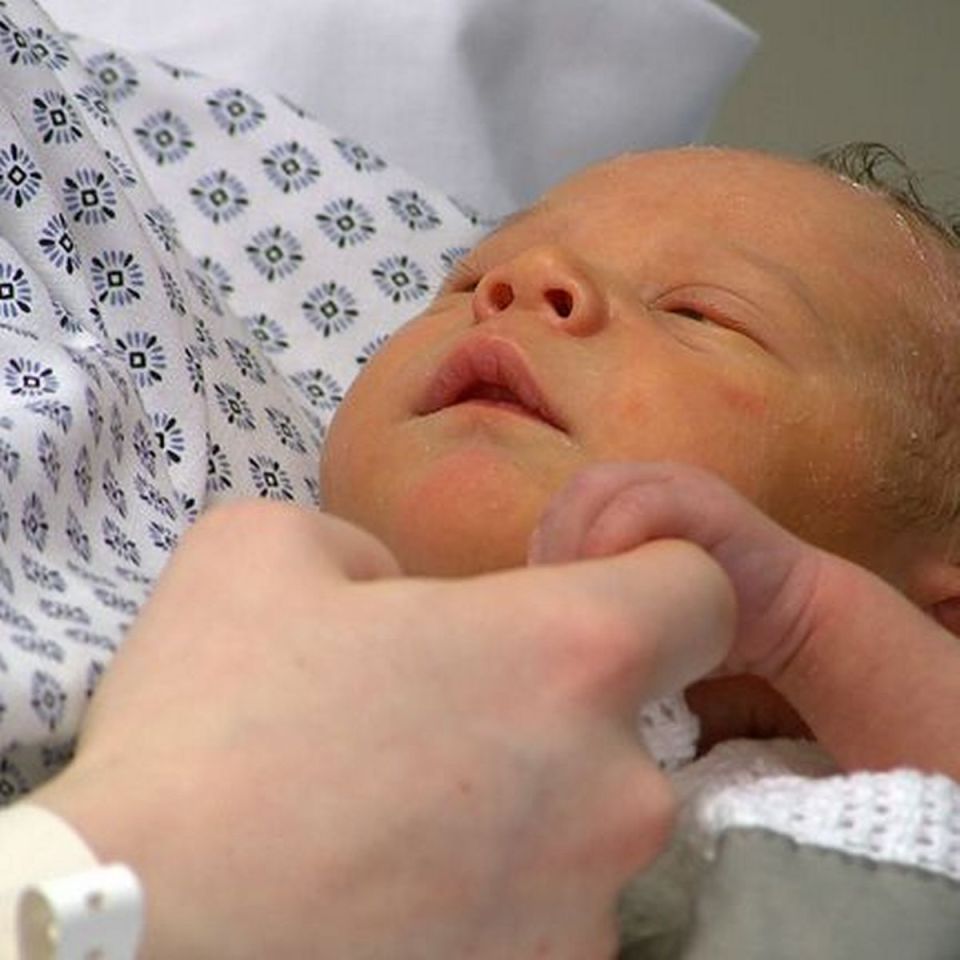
top-left (314, 513), bottom-right (402, 578)
top-left (616, 767), bottom-right (677, 871)
top-left (190, 497), bottom-right (303, 542)
top-left (184, 499), bottom-right (322, 572)
top-left (541, 601), bottom-right (640, 703)
top-left (585, 758), bottom-right (677, 880)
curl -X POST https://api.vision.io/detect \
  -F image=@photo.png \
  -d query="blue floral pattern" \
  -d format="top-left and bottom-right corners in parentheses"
top-left (74, 84), bottom-right (112, 128)
top-left (0, 142), bottom-right (43, 208)
top-left (134, 109), bottom-right (194, 165)
top-left (62, 167), bottom-right (117, 225)
top-left (301, 282), bottom-right (358, 337)
top-left (90, 250), bottom-right (144, 306)
top-left (372, 254), bottom-right (430, 304)
top-left (315, 197), bottom-right (376, 248)
top-left (245, 225), bottom-right (303, 282)
top-left (38, 212), bottom-right (80, 273)
top-left (207, 88), bottom-right (266, 137)
top-left (33, 89), bottom-right (84, 145)
top-left (113, 331), bottom-right (166, 388)
top-left (262, 140), bottom-right (320, 194)
top-left (5, 357), bottom-right (59, 398)
top-left (84, 51), bottom-right (139, 103)
top-left (0, 262), bottom-right (32, 318)
top-left (388, 189), bottom-right (442, 231)
top-left (332, 136), bottom-right (386, 173)
top-left (190, 169), bottom-right (249, 225)
top-left (248, 454), bottom-right (294, 500)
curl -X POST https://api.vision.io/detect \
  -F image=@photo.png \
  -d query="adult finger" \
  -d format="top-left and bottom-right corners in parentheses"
top-left (185, 499), bottom-right (403, 583)
top-left (465, 537), bottom-right (735, 721)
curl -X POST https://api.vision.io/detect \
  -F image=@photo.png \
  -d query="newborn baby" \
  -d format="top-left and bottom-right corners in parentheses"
top-left (320, 145), bottom-right (960, 753)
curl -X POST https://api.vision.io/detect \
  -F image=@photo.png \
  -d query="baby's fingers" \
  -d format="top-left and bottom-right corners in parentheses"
top-left (533, 462), bottom-right (825, 675)
top-left (529, 462), bottom-right (670, 563)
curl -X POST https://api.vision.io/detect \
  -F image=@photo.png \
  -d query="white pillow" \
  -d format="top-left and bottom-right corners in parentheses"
top-left (42, 0), bottom-right (757, 214)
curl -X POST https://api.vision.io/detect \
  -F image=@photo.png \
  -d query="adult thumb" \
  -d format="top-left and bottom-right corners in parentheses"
top-left (498, 538), bottom-right (735, 717)
top-left (586, 539), bottom-right (735, 704)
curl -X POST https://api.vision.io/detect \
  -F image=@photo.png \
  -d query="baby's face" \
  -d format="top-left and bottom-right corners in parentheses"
top-left (322, 148), bottom-right (927, 577)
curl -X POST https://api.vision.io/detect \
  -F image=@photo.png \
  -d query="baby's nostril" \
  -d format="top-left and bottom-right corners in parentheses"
top-left (545, 288), bottom-right (573, 319)
top-left (490, 282), bottom-right (514, 311)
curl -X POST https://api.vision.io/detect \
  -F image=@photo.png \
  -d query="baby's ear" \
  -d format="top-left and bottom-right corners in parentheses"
top-left (908, 554), bottom-right (960, 638)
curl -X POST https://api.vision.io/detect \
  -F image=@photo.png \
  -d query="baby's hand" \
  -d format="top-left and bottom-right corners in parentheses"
top-left (528, 461), bottom-right (824, 680)
top-left (530, 462), bottom-right (960, 777)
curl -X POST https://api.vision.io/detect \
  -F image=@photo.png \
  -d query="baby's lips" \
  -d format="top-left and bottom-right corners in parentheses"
top-left (417, 335), bottom-right (568, 432)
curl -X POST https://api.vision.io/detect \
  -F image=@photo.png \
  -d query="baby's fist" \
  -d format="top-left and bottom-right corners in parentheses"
top-left (529, 462), bottom-right (825, 679)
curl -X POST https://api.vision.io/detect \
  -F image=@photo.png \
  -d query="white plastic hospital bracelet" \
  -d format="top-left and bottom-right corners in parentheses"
top-left (17, 864), bottom-right (143, 960)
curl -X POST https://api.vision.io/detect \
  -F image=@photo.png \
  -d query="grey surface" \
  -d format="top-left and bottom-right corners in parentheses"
top-left (680, 829), bottom-right (960, 960)
top-left (708, 0), bottom-right (959, 208)
top-left (620, 828), bottom-right (960, 960)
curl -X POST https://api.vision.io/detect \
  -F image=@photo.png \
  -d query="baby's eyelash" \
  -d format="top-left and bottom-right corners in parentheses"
top-left (668, 305), bottom-right (711, 323)
top-left (662, 299), bottom-right (731, 328)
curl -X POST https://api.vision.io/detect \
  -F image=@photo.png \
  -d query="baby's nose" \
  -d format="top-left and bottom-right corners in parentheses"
top-left (471, 248), bottom-right (607, 336)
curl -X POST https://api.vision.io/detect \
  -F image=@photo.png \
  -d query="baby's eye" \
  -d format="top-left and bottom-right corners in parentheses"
top-left (657, 287), bottom-right (743, 327)
top-left (656, 288), bottom-right (745, 331)
top-left (667, 305), bottom-right (711, 323)
top-left (658, 292), bottom-right (772, 353)
top-left (661, 300), bottom-right (733, 329)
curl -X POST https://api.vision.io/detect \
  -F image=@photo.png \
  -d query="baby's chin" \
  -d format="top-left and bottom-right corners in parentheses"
top-left (323, 486), bottom-right (538, 578)
top-left (388, 531), bottom-right (527, 578)
top-left (380, 491), bottom-right (538, 577)
top-left (328, 445), bottom-right (556, 578)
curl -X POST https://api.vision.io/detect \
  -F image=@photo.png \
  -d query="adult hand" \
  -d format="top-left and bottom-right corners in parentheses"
top-left (32, 499), bottom-right (733, 959)
top-left (530, 461), bottom-right (960, 778)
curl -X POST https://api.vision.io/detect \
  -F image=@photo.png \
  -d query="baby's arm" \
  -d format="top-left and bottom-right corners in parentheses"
top-left (530, 462), bottom-right (960, 779)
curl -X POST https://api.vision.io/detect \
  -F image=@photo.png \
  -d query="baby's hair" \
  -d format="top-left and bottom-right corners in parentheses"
top-left (812, 142), bottom-right (960, 250)
top-left (812, 142), bottom-right (960, 550)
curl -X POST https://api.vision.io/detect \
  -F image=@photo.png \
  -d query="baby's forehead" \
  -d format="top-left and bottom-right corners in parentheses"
top-left (538, 148), bottom-right (941, 296)
top-left (552, 147), bottom-right (884, 223)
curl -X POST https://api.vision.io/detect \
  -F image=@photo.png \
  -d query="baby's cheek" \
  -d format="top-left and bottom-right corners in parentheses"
top-left (713, 382), bottom-right (770, 420)
top-left (597, 378), bottom-right (769, 461)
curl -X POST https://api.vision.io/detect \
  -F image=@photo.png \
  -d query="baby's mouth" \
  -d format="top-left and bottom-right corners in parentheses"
top-left (417, 337), bottom-right (567, 432)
